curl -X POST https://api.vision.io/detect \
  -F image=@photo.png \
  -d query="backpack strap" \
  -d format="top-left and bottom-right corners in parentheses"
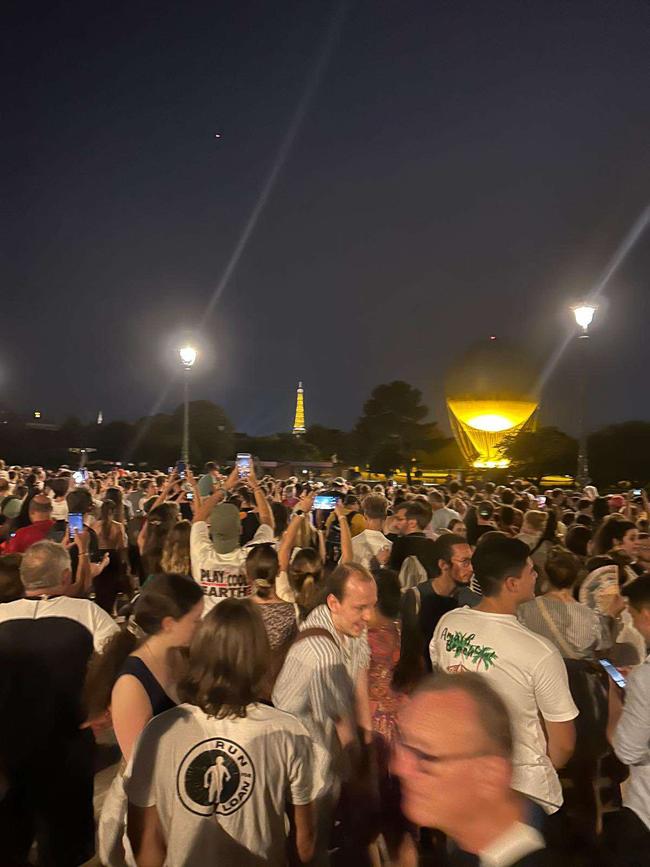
top-left (292, 627), bottom-right (339, 648)
top-left (535, 596), bottom-right (578, 660)
top-left (410, 585), bottom-right (421, 617)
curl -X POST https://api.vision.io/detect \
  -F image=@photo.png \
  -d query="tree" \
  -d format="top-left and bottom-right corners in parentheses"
top-left (170, 400), bottom-right (234, 465)
top-left (234, 433), bottom-right (320, 462)
top-left (588, 421), bottom-right (650, 486)
top-left (303, 425), bottom-right (353, 462)
top-left (354, 381), bottom-right (441, 475)
top-left (500, 427), bottom-right (578, 479)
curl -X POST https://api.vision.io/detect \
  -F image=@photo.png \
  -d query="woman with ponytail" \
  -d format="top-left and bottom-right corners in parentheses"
top-left (84, 573), bottom-right (204, 866)
top-left (247, 544), bottom-right (297, 696)
top-left (275, 492), bottom-right (353, 621)
top-left (248, 545), bottom-right (296, 634)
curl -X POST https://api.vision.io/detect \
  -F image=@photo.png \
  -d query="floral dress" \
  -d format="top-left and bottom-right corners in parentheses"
top-left (367, 619), bottom-right (407, 744)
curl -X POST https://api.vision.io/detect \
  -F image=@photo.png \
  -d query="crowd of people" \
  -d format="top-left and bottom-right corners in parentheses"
top-left (0, 457), bottom-right (649, 866)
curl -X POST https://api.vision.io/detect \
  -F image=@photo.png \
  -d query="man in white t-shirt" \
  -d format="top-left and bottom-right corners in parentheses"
top-left (0, 541), bottom-right (118, 866)
top-left (429, 535), bottom-right (577, 815)
top-left (351, 493), bottom-right (392, 570)
top-left (190, 465), bottom-right (274, 613)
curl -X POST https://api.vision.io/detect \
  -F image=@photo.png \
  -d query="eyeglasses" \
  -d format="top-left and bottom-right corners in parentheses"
top-left (396, 737), bottom-right (493, 769)
top-left (451, 557), bottom-right (472, 567)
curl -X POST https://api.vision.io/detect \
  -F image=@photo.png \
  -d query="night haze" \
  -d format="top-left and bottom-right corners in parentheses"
top-left (3, 0), bottom-right (650, 438)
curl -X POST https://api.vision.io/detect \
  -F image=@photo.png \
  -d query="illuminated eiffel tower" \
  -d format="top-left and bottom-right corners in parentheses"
top-left (292, 381), bottom-right (306, 435)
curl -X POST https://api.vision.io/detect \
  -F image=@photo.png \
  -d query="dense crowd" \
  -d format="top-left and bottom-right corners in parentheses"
top-left (0, 458), bottom-right (649, 867)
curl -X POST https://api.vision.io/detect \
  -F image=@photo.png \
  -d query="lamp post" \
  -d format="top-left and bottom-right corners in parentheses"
top-left (572, 304), bottom-right (597, 489)
top-left (179, 345), bottom-right (197, 467)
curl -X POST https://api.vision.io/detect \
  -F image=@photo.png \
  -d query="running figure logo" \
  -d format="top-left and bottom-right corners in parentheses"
top-left (204, 755), bottom-right (232, 805)
top-left (177, 738), bottom-right (255, 817)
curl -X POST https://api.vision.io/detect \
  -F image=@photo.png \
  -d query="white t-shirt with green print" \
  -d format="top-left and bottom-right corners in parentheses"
top-left (430, 607), bottom-right (577, 814)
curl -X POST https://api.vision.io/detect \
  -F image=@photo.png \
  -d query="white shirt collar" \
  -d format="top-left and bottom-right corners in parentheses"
top-left (479, 821), bottom-right (545, 867)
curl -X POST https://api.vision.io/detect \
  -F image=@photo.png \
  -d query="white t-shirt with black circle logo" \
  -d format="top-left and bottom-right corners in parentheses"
top-left (126, 702), bottom-right (317, 867)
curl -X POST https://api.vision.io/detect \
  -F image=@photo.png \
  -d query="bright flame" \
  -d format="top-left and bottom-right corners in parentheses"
top-left (573, 304), bottom-right (596, 331)
top-left (179, 346), bottom-right (197, 368)
top-left (467, 414), bottom-right (514, 432)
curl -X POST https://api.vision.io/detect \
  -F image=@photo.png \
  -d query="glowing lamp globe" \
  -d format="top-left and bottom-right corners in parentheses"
top-left (179, 346), bottom-right (197, 368)
top-left (445, 340), bottom-right (540, 468)
top-left (572, 304), bottom-right (596, 332)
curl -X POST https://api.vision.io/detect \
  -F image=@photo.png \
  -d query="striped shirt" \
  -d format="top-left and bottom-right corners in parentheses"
top-left (272, 604), bottom-right (370, 794)
top-left (517, 596), bottom-right (610, 660)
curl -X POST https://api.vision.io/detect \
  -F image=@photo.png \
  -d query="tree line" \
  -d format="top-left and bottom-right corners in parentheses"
top-left (0, 381), bottom-right (648, 486)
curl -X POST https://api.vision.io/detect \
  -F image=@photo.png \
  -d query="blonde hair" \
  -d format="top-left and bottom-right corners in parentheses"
top-left (294, 515), bottom-right (318, 549)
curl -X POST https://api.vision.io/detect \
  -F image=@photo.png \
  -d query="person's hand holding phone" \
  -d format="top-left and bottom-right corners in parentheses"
top-left (246, 462), bottom-right (258, 488)
top-left (334, 501), bottom-right (346, 520)
top-left (223, 464), bottom-right (240, 492)
top-left (65, 526), bottom-right (90, 556)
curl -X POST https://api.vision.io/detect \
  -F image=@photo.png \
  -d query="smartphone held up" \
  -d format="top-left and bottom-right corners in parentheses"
top-left (236, 453), bottom-right (252, 479)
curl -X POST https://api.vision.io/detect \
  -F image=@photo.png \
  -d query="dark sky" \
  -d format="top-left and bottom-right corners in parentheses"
top-left (3, 0), bottom-right (649, 437)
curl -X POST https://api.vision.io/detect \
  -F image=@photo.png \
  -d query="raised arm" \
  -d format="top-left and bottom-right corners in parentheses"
top-left (247, 465), bottom-right (274, 531)
top-left (192, 490), bottom-right (227, 524)
top-left (278, 492), bottom-right (315, 572)
top-left (334, 502), bottom-right (353, 563)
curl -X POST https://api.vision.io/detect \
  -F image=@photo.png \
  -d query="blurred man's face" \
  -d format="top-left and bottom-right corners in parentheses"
top-left (328, 574), bottom-right (377, 637)
top-left (393, 689), bottom-right (498, 831)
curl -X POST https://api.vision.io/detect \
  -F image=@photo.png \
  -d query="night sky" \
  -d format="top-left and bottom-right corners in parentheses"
top-left (3, 1), bottom-right (649, 437)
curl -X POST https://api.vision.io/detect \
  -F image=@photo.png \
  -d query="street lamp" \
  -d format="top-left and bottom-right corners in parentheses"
top-left (179, 345), bottom-right (197, 467)
top-left (572, 304), bottom-right (597, 488)
top-left (573, 304), bottom-right (596, 334)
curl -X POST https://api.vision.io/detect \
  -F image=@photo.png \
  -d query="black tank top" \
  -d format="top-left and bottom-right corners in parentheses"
top-left (117, 656), bottom-right (176, 716)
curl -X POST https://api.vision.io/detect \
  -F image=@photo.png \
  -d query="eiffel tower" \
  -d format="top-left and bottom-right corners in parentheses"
top-left (292, 381), bottom-right (306, 435)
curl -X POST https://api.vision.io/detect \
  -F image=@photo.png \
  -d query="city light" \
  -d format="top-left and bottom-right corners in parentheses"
top-left (179, 346), bottom-right (197, 369)
top-left (572, 304), bottom-right (597, 332)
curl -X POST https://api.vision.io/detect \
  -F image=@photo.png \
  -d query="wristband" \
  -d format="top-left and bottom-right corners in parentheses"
top-left (292, 509), bottom-right (305, 518)
top-left (78, 553), bottom-right (90, 558)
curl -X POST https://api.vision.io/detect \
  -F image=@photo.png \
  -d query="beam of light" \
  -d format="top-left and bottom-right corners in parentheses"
top-left (198, 0), bottom-right (349, 329)
top-left (537, 203), bottom-right (650, 393)
top-left (121, 378), bottom-right (178, 464)
top-left (121, 4), bottom-right (349, 463)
